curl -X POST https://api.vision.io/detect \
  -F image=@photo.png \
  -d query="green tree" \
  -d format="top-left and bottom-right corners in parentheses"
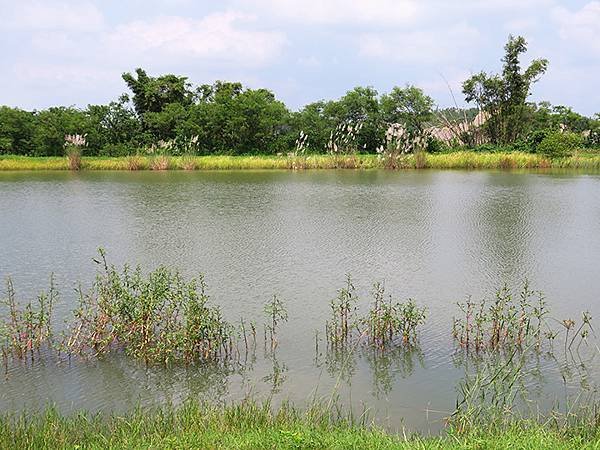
top-left (84, 96), bottom-right (142, 155)
top-left (122, 68), bottom-right (194, 142)
top-left (0, 107), bottom-right (36, 155)
top-left (179, 82), bottom-right (289, 154)
top-left (324, 86), bottom-right (383, 152)
top-left (462, 35), bottom-right (548, 144)
top-left (380, 85), bottom-right (434, 133)
top-left (33, 107), bottom-right (87, 156)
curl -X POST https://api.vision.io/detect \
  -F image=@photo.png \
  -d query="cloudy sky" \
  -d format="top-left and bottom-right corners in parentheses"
top-left (0, 0), bottom-right (598, 114)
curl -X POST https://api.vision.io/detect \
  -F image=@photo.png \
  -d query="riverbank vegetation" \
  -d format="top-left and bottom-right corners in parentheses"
top-left (2, 254), bottom-right (600, 447)
top-left (2, 401), bottom-right (600, 449)
top-left (0, 36), bottom-right (598, 165)
top-left (2, 151), bottom-right (600, 171)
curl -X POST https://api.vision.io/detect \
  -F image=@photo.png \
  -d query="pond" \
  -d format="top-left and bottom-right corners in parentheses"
top-left (1, 169), bottom-right (600, 433)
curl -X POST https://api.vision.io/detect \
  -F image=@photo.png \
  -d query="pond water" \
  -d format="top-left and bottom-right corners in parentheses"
top-left (1, 169), bottom-right (600, 433)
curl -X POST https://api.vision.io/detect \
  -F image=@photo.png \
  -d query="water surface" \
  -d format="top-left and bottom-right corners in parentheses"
top-left (1, 169), bottom-right (600, 432)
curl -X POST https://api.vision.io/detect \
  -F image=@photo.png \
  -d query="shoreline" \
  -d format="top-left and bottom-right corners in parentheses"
top-left (2, 151), bottom-right (600, 172)
top-left (1, 401), bottom-right (598, 449)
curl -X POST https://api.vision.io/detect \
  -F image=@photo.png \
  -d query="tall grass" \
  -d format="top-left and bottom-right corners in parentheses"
top-left (2, 152), bottom-right (600, 171)
top-left (1, 400), bottom-right (600, 449)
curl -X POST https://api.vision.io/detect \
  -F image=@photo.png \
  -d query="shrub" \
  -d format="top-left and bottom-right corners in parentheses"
top-left (100, 143), bottom-right (135, 157)
top-left (537, 131), bottom-right (584, 157)
top-left (526, 129), bottom-right (550, 153)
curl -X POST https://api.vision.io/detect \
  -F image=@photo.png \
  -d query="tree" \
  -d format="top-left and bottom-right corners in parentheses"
top-left (179, 82), bottom-right (289, 154)
top-left (324, 86), bottom-right (383, 152)
top-left (33, 107), bottom-right (87, 156)
top-left (0, 107), bottom-right (36, 155)
top-left (122, 68), bottom-right (194, 141)
top-left (122, 68), bottom-right (193, 116)
top-left (462, 35), bottom-right (548, 144)
top-left (380, 85), bottom-right (434, 133)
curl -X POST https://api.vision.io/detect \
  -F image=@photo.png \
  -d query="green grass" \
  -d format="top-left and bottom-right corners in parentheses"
top-left (2, 401), bottom-right (600, 449)
top-left (2, 151), bottom-right (600, 172)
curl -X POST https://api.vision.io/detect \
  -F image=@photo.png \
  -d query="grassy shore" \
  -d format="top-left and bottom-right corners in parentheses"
top-left (2, 151), bottom-right (600, 171)
top-left (1, 401), bottom-right (599, 449)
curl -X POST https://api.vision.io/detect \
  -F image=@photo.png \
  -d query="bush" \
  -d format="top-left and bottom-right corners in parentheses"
top-left (426, 136), bottom-right (446, 153)
top-left (510, 140), bottom-right (531, 153)
top-left (526, 129), bottom-right (550, 153)
top-left (100, 143), bottom-right (136, 157)
top-left (537, 131), bottom-right (584, 157)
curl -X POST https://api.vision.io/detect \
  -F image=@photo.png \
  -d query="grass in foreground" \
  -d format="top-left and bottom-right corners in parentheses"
top-left (2, 401), bottom-right (600, 449)
top-left (2, 151), bottom-right (600, 171)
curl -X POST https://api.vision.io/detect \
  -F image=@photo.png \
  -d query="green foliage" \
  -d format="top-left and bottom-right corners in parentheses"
top-left (65, 250), bottom-right (234, 365)
top-left (1, 55), bottom-right (598, 157)
top-left (33, 107), bottom-right (87, 156)
top-left (0, 106), bottom-right (36, 155)
top-left (0, 277), bottom-right (57, 361)
top-left (537, 131), bottom-right (584, 157)
top-left (381, 85), bottom-right (434, 133)
top-left (463, 35), bottom-right (549, 144)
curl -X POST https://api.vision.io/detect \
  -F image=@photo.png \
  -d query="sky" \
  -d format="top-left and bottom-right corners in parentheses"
top-left (0, 0), bottom-right (598, 115)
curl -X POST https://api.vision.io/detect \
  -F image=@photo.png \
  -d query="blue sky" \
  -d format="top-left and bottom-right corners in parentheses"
top-left (0, 0), bottom-right (598, 114)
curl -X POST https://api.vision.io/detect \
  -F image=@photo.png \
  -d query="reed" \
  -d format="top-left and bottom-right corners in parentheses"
top-left (64, 134), bottom-right (86, 170)
top-left (178, 155), bottom-right (198, 170)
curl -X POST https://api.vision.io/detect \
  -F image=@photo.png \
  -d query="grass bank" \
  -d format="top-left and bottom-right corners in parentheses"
top-left (2, 152), bottom-right (600, 171)
top-left (2, 401), bottom-right (599, 449)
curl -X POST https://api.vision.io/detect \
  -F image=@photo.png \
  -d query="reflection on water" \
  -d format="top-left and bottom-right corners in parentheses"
top-left (1, 169), bottom-right (600, 432)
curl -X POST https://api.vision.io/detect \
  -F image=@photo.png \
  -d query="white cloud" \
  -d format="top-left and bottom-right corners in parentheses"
top-left (358, 24), bottom-right (481, 64)
top-left (240, 0), bottom-right (420, 25)
top-left (553, 1), bottom-right (600, 54)
top-left (0, 1), bottom-right (104, 32)
top-left (105, 12), bottom-right (286, 67)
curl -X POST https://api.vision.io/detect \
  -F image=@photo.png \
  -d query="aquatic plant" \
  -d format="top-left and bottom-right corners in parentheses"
top-left (326, 275), bottom-right (359, 348)
top-left (377, 124), bottom-right (429, 170)
top-left (325, 278), bottom-right (427, 352)
top-left (263, 294), bottom-right (288, 350)
top-left (326, 121), bottom-right (363, 168)
top-left (126, 154), bottom-right (144, 170)
top-left (63, 250), bottom-right (234, 365)
top-left (362, 282), bottom-right (426, 349)
top-left (452, 281), bottom-right (594, 355)
top-left (0, 276), bottom-right (57, 363)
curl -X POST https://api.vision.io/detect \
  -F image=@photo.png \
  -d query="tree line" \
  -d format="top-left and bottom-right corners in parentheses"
top-left (1, 36), bottom-right (598, 157)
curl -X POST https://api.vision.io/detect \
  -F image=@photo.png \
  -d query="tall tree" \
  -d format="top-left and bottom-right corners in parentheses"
top-left (462, 35), bottom-right (548, 144)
